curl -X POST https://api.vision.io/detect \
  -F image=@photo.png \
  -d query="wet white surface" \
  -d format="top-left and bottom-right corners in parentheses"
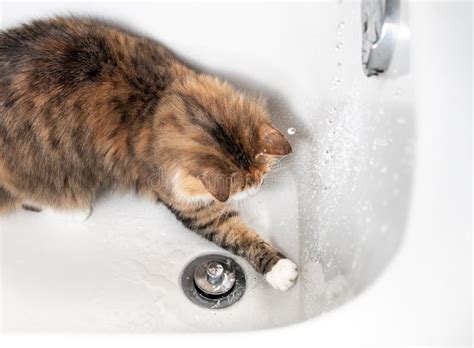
top-left (0, 0), bottom-right (451, 337)
top-left (1, 180), bottom-right (305, 332)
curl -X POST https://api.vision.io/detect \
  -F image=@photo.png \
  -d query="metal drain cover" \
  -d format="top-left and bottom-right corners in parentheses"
top-left (181, 254), bottom-right (246, 309)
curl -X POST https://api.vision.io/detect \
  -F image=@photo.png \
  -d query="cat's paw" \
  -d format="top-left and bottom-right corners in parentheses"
top-left (265, 258), bottom-right (298, 291)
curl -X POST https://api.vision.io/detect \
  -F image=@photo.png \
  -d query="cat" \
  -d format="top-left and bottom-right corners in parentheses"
top-left (0, 17), bottom-right (297, 291)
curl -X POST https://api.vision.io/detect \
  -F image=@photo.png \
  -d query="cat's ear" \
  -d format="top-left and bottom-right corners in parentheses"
top-left (258, 124), bottom-right (292, 156)
top-left (197, 170), bottom-right (231, 202)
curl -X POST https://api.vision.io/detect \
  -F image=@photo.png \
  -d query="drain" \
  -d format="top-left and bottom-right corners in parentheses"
top-left (181, 254), bottom-right (246, 309)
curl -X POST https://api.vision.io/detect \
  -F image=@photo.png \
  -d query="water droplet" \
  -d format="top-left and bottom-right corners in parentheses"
top-left (327, 118), bottom-right (333, 125)
top-left (331, 78), bottom-right (341, 89)
top-left (336, 21), bottom-right (345, 35)
top-left (287, 127), bottom-right (296, 135)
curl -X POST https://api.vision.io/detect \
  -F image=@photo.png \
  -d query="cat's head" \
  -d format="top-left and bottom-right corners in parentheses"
top-left (167, 74), bottom-right (292, 204)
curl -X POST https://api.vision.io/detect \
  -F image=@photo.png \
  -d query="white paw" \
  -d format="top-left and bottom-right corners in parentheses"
top-left (265, 259), bottom-right (298, 291)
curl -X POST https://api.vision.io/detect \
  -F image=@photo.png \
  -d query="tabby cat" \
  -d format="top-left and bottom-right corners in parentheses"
top-left (0, 17), bottom-right (297, 291)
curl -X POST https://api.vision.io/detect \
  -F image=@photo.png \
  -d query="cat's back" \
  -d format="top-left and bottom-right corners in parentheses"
top-left (0, 16), bottom-right (174, 97)
top-left (0, 18), bottom-right (177, 199)
top-left (1, 17), bottom-right (116, 76)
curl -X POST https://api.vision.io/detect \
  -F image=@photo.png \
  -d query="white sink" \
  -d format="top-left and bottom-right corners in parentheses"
top-left (0, 1), bottom-right (471, 344)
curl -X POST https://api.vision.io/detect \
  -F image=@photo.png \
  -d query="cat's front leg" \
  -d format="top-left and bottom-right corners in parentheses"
top-left (168, 201), bottom-right (298, 291)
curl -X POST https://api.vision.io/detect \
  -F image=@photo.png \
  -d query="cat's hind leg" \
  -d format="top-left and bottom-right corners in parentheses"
top-left (0, 186), bottom-right (21, 214)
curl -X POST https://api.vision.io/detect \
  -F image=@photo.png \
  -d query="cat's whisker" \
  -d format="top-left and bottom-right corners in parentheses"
top-left (264, 178), bottom-right (290, 186)
top-left (236, 198), bottom-right (245, 212)
top-left (265, 172), bottom-right (292, 182)
top-left (267, 168), bottom-right (293, 177)
top-left (269, 160), bottom-right (296, 173)
top-left (211, 199), bottom-right (234, 229)
top-left (265, 174), bottom-right (294, 188)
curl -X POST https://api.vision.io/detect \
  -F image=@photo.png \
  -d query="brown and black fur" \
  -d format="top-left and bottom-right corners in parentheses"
top-left (0, 17), bottom-right (293, 276)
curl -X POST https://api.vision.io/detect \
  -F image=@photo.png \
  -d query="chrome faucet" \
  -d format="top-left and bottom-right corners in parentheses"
top-left (361, 0), bottom-right (400, 76)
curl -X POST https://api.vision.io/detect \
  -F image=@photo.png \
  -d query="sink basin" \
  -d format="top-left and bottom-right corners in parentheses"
top-left (0, 1), bottom-right (470, 343)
